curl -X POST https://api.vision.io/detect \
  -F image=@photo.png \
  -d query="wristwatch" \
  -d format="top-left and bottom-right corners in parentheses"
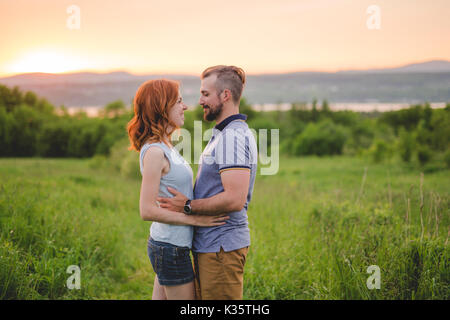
top-left (183, 199), bottom-right (192, 215)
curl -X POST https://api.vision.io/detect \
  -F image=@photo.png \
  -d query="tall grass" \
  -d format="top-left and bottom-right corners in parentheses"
top-left (0, 158), bottom-right (150, 299)
top-left (245, 156), bottom-right (449, 299)
top-left (0, 155), bottom-right (448, 299)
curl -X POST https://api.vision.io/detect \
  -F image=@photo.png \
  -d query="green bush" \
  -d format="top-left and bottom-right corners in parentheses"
top-left (104, 139), bottom-right (141, 179)
top-left (0, 85), bottom-right (130, 158)
top-left (369, 139), bottom-right (393, 163)
top-left (444, 149), bottom-right (450, 169)
top-left (9, 104), bottom-right (45, 157)
top-left (292, 119), bottom-right (348, 156)
top-left (0, 85), bottom-right (447, 163)
top-left (0, 107), bottom-right (14, 156)
top-left (417, 145), bottom-right (432, 166)
top-left (248, 117), bottom-right (279, 147)
top-left (428, 108), bottom-right (450, 151)
top-left (37, 120), bottom-right (72, 157)
top-left (239, 97), bottom-right (257, 121)
top-left (120, 152), bottom-right (140, 180)
top-left (398, 128), bottom-right (416, 162)
top-left (88, 154), bottom-right (108, 169)
top-left (379, 104), bottom-right (426, 133)
top-left (345, 120), bottom-right (375, 154)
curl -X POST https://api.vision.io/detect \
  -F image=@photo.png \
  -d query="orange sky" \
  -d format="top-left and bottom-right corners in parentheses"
top-left (1, 0), bottom-right (449, 76)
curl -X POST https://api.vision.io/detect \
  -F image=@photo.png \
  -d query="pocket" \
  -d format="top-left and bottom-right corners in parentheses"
top-left (238, 247), bottom-right (248, 267)
top-left (243, 248), bottom-right (248, 266)
top-left (148, 242), bottom-right (162, 273)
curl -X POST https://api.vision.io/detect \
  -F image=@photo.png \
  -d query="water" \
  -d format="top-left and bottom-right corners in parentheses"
top-left (252, 102), bottom-right (447, 112)
top-left (63, 102), bottom-right (447, 117)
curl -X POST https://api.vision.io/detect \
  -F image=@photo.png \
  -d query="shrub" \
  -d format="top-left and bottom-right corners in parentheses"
top-left (108, 139), bottom-right (130, 172)
top-left (292, 119), bottom-right (348, 156)
top-left (398, 128), bottom-right (416, 162)
top-left (106, 139), bottom-right (140, 179)
top-left (0, 107), bottom-right (14, 156)
top-left (379, 104), bottom-right (426, 133)
top-left (248, 117), bottom-right (279, 147)
top-left (120, 151), bottom-right (140, 180)
top-left (9, 104), bottom-right (44, 156)
top-left (345, 120), bottom-right (375, 154)
top-left (239, 97), bottom-right (257, 121)
top-left (417, 145), bottom-right (432, 166)
top-left (444, 149), bottom-right (450, 169)
top-left (37, 120), bottom-right (72, 157)
top-left (88, 154), bottom-right (108, 169)
top-left (369, 139), bottom-right (393, 163)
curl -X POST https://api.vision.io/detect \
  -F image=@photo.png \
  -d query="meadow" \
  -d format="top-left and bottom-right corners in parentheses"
top-left (1, 154), bottom-right (448, 299)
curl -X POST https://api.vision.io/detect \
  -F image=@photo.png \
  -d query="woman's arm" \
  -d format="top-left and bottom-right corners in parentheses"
top-left (157, 170), bottom-right (250, 216)
top-left (139, 146), bottom-right (228, 226)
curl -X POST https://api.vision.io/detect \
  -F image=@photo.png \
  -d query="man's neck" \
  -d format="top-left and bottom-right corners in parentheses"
top-left (215, 106), bottom-right (239, 126)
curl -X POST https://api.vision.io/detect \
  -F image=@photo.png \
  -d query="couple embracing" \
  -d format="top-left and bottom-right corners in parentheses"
top-left (127, 66), bottom-right (257, 300)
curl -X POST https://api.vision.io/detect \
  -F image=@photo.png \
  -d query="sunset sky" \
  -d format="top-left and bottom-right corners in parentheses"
top-left (1, 0), bottom-right (449, 77)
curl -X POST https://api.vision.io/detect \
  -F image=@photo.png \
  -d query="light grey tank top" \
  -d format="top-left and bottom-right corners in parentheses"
top-left (139, 142), bottom-right (194, 248)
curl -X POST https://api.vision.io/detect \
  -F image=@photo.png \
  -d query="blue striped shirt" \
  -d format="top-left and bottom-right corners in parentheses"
top-left (193, 114), bottom-right (258, 253)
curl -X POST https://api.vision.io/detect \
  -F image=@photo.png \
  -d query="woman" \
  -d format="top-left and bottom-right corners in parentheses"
top-left (127, 79), bottom-right (229, 300)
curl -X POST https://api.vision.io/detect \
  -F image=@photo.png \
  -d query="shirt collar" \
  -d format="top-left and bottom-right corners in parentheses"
top-left (214, 113), bottom-right (248, 131)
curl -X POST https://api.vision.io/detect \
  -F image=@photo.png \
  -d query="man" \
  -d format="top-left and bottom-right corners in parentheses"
top-left (157, 65), bottom-right (258, 300)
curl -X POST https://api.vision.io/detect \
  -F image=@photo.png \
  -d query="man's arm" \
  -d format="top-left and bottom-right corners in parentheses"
top-left (192, 168), bottom-right (250, 215)
top-left (158, 169), bottom-right (250, 216)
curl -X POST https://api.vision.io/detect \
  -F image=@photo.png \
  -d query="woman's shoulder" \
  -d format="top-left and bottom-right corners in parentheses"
top-left (142, 140), bottom-right (173, 149)
top-left (141, 143), bottom-right (166, 158)
top-left (140, 144), bottom-right (167, 174)
top-left (141, 141), bottom-right (167, 153)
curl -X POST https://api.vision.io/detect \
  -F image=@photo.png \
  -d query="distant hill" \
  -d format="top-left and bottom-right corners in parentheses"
top-left (338, 60), bottom-right (450, 74)
top-left (1, 60), bottom-right (449, 107)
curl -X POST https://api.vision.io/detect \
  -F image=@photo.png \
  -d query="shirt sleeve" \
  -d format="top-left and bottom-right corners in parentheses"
top-left (215, 127), bottom-right (253, 173)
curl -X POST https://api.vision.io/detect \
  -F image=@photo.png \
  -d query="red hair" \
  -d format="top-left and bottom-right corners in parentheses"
top-left (127, 79), bottom-right (179, 151)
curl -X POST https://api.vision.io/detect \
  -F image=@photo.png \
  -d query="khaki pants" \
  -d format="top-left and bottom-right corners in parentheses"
top-left (193, 246), bottom-right (249, 300)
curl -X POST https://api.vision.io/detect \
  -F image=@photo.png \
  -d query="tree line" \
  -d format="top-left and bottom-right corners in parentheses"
top-left (0, 84), bottom-right (449, 168)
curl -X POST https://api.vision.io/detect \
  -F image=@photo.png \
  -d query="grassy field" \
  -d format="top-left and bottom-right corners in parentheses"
top-left (0, 155), bottom-right (448, 299)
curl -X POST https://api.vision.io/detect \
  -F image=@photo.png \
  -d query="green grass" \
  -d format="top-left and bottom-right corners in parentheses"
top-left (0, 156), bottom-right (448, 299)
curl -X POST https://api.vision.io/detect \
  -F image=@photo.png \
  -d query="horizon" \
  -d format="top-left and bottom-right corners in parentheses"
top-left (2, 58), bottom-right (450, 78)
top-left (1, 0), bottom-right (450, 77)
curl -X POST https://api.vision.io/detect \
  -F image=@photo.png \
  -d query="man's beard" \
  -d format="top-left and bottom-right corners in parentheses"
top-left (204, 102), bottom-right (223, 121)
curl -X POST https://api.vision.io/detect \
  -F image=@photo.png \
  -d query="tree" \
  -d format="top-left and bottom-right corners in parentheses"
top-left (311, 98), bottom-right (319, 122)
top-left (398, 128), bottom-right (415, 162)
top-left (292, 119), bottom-right (348, 156)
top-left (102, 100), bottom-right (126, 118)
top-left (321, 99), bottom-right (331, 117)
top-left (239, 97), bottom-right (256, 121)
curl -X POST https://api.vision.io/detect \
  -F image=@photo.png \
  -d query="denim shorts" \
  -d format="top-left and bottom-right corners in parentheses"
top-left (147, 237), bottom-right (195, 286)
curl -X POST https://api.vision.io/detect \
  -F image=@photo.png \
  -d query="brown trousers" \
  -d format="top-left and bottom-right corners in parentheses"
top-left (193, 246), bottom-right (249, 300)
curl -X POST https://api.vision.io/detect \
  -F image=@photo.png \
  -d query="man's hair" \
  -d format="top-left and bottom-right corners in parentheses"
top-left (201, 65), bottom-right (246, 104)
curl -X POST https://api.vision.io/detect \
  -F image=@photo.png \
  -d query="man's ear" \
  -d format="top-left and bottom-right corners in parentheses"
top-left (221, 89), bottom-right (232, 103)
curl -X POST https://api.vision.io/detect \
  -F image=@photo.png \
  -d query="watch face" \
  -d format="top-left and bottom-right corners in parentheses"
top-left (184, 205), bottom-right (191, 214)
